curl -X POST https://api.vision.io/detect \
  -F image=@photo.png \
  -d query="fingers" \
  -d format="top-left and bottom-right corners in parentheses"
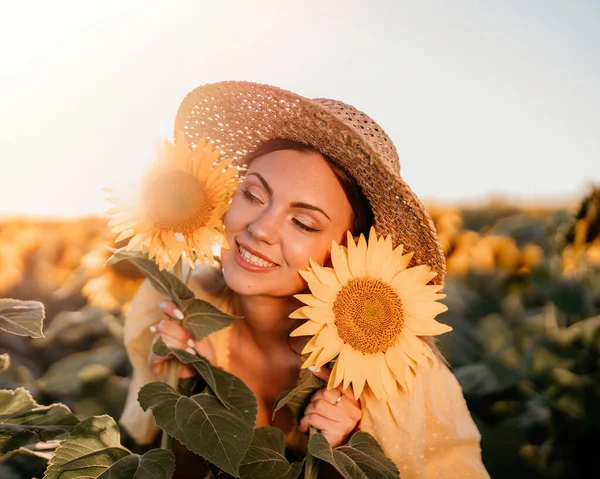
top-left (156, 319), bottom-right (191, 350)
top-left (159, 300), bottom-right (185, 320)
top-left (310, 366), bottom-right (357, 402)
top-left (299, 412), bottom-right (337, 435)
top-left (299, 386), bottom-right (363, 444)
top-left (309, 365), bottom-right (331, 382)
top-left (302, 393), bottom-right (345, 425)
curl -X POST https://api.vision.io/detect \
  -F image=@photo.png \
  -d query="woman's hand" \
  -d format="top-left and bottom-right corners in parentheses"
top-left (148, 301), bottom-right (215, 378)
top-left (299, 366), bottom-right (362, 448)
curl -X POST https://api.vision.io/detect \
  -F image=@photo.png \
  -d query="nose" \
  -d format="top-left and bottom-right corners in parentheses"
top-left (247, 207), bottom-right (281, 245)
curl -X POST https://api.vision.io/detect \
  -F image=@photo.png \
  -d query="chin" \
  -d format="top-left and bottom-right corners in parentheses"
top-left (221, 262), bottom-right (305, 298)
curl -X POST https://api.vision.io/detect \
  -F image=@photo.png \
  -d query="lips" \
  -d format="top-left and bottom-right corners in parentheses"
top-left (236, 241), bottom-right (278, 268)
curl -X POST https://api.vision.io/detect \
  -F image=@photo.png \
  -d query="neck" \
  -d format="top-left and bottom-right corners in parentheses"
top-left (234, 294), bottom-right (304, 353)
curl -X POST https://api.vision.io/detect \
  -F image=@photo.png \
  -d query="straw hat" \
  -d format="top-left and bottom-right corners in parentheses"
top-left (174, 81), bottom-right (446, 284)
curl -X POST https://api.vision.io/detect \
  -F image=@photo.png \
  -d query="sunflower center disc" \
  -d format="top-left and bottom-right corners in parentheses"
top-left (333, 277), bottom-right (404, 354)
top-left (143, 171), bottom-right (212, 233)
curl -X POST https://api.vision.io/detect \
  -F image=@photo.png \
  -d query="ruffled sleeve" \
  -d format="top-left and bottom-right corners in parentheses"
top-left (118, 265), bottom-right (236, 445)
top-left (359, 361), bottom-right (490, 479)
top-left (119, 278), bottom-right (165, 444)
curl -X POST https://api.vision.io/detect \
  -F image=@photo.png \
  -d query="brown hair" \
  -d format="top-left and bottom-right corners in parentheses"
top-left (245, 138), bottom-right (374, 238)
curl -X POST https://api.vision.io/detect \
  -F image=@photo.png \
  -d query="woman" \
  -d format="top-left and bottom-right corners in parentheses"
top-left (119, 81), bottom-right (490, 478)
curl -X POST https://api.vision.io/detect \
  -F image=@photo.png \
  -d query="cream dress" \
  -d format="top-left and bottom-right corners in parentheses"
top-left (119, 266), bottom-right (490, 479)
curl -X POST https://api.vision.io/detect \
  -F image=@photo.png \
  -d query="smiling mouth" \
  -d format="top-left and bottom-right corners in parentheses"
top-left (237, 243), bottom-right (277, 267)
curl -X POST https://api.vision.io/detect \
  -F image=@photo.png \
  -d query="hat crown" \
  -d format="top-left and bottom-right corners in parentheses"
top-left (174, 81), bottom-right (446, 284)
top-left (313, 98), bottom-right (401, 176)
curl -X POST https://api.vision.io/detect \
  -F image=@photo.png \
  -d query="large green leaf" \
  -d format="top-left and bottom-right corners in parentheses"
top-left (0, 388), bottom-right (78, 455)
top-left (0, 299), bottom-right (45, 339)
top-left (152, 340), bottom-right (257, 424)
top-left (239, 426), bottom-right (303, 479)
top-left (106, 249), bottom-right (194, 308)
top-left (43, 415), bottom-right (132, 479)
top-left (181, 298), bottom-right (241, 341)
top-left (272, 370), bottom-right (324, 422)
top-left (138, 381), bottom-right (254, 477)
top-left (308, 432), bottom-right (400, 479)
top-left (96, 449), bottom-right (175, 479)
top-left (38, 345), bottom-right (126, 396)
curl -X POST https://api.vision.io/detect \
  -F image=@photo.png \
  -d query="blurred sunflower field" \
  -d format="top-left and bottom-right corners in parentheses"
top-left (1, 187), bottom-right (599, 479)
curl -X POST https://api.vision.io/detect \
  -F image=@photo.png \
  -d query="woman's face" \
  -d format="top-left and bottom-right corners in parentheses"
top-left (221, 149), bottom-right (353, 298)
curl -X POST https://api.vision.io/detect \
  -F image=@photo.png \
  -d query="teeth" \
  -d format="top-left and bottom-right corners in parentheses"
top-left (239, 245), bottom-right (276, 267)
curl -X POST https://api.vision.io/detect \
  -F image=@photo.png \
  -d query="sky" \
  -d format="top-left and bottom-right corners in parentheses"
top-left (0, 0), bottom-right (599, 218)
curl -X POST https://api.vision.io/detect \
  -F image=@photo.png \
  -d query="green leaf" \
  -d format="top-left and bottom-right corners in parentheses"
top-left (43, 415), bottom-right (131, 479)
top-left (308, 432), bottom-right (400, 479)
top-left (96, 449), bottom-right (175, 479)
top-left (0, 299), bottom-right (45, 339)
top-left (273, 370), bottom-right (325, 422)
top-left (152, 340), bottom-right (257, 424)
top-left (138, 381), bottom-right (254, 477)
top-left (106, 249), bottom-right (194, 308)
top-left (181, 298), bottom-right (241, 341)
top-left (0, 388), bottom-right (79, 455)
top-left (239, 426), bottom-right (303, 479)
top-left (38, 345), bottom-right (126, 396)
top-left (0, 354), bottom-right (9, 373)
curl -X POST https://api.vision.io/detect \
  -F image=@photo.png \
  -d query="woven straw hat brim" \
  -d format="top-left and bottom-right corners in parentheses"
top-left (174, 81), bottom-right (446, 284)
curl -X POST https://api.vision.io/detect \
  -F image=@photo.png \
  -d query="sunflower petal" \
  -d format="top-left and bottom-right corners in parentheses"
top-left (400, 333), bottom-right (432, 368)
top-left (405, 316), bottom-right (452, 336)
top-left (365, 227), bottom-right (379, 277)
top-left (115, 229), bottom-right (135, 242)
top-left (404, 300), bottom-right (449, 321)
top-left (301, 349), bottom-right (322, 369)
top-left (294, 294), bottom-right (329, 308)
top-left (348, 232), bottom-right (367, 278)
top-left (330, 242), bottom-right (351, 286)
top-left (298, 268), bottom-right (320, 286)
top-left (309, 259), bottom-right (342, 292)
top-left (330, 355), bottom-right (347, 389)
top-left (364, 353), bottom-right (385, 400)
top-left (345, 347), bottom-right (367, 399)
top-left (391, 265), bottom-right (438, 294)
top-left (289, 307), bottom-right (309, 319)
top-left (308, 282), bottom-right (338, 303)
top-left (385, 344), bottom-right (411, 391)
top-left (314, 326), bottom-right (343, 368)
top-left (290, 321), bottom-right (323, 337)
top-left (303, 307), bottom-right (336, 324)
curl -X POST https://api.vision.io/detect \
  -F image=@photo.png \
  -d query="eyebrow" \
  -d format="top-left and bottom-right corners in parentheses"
top-left (247, 172), bottom-right (332, 221)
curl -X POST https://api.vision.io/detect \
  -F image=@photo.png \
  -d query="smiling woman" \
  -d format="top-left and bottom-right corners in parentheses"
top-left (119, 81), bottom-right (490, 479)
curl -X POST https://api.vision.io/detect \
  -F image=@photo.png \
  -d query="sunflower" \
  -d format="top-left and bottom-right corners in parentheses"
top-left (106, 133), bottom-right (238, 270)
top-left (290, 227), bottom-right (452, 401)
top-left (82, 268), bottom-right (144, 314)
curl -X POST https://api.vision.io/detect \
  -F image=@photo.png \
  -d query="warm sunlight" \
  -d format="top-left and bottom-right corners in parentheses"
top-left (1, 1), bottom-right (598, 218)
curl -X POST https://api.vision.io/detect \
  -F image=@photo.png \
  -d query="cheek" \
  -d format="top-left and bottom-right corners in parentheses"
top-left (223, 196), bottom-right (247, 233)
top-left (284, 236), bottom-right (331, 270)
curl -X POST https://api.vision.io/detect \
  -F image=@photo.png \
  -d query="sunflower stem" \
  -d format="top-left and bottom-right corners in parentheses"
top-left (173, 259), bottom-right (183, 284)
top-left (304, 427), bottom-right (320, 479)
top-left (160, 360), bottom-right (182, 450)
top-left (161, 257), bottom-right (185, 451)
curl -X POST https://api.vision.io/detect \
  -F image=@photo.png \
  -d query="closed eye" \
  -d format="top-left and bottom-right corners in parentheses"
top-left (293, 218), bottom-right (319, 233)
top-left (241, 188), bottom-right (262, 204)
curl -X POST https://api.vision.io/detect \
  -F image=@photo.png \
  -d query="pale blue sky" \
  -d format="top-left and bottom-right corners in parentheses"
top-left (1, 0), bottom-right (598, 218)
